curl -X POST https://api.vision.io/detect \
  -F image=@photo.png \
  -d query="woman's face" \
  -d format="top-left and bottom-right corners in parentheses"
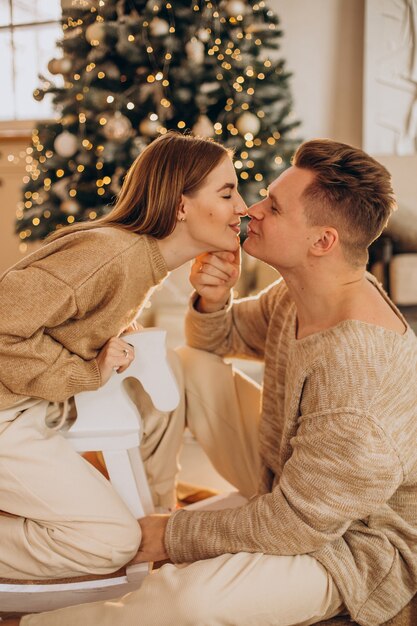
top-left (181, 157), bottom-right (247, 252)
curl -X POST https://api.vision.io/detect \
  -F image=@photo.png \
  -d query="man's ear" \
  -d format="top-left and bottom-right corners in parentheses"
top-left (310, 227), bottom-right (339, 256)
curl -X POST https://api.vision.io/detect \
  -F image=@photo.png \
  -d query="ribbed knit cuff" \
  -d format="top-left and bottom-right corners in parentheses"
top-left (164, 508), bottom-right (188, 562)
top-left (67, 358), bottom-right (101, 396)
top-left (189, 291), bottom-right (233, 315)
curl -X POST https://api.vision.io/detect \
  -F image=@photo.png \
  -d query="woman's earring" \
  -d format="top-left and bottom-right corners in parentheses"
top-left (179, 217), bottom-right (186, 222)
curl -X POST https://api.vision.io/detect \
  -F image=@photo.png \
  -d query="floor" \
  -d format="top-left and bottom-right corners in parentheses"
top-left (179, 429), bottom-right (234, 493)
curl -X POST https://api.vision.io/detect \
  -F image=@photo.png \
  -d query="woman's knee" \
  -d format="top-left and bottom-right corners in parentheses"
top-left (59, 510), bottom-right (141, 574)
top-left (97, 511), bottom-right (141, 570)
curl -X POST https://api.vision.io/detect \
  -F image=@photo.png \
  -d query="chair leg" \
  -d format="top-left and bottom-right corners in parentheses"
top-left (127, 447), bottom-right (155, 515)
top-left (102, 449), bottom-right (147, 518)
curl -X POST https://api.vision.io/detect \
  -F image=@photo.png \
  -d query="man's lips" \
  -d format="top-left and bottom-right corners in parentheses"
top-left (246, 224), bottom-right (259, 235)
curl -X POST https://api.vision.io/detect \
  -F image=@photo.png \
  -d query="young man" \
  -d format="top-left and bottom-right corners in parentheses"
top-left (11, 140), bottom-right (417, 626)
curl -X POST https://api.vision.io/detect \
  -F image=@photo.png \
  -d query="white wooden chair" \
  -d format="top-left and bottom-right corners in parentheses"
top-left (0, 328), bottom-right (180, 616)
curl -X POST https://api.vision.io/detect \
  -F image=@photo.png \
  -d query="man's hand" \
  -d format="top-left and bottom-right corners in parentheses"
top-left (129, 514), bottom-right (170, 565)
top-left (190, 248), bottom-right (241, 313)
top-left (96, 336), bottom-right (135, 385)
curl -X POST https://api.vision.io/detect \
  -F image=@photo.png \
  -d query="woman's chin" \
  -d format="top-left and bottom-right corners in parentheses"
top-left (205, 236), bottom-right (240, 253)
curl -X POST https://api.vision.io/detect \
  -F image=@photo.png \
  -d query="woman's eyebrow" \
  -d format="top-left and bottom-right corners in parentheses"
top-left (216, 182), bottom-right (235, 192)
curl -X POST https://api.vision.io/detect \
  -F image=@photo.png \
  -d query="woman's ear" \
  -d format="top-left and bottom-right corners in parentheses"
top-left (310, 227), bottom-right (339, 256)
top-left (177, 195), bottom-right (187, 222)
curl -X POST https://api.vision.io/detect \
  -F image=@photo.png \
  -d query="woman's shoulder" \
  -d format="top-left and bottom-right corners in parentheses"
top-left (6, 227), bottom-right (145, 287)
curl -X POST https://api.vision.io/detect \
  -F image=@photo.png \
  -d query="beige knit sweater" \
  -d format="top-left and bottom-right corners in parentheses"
top-left (165, 274), bottom-right (417, 626)
top-left (0, 228), bottom-right (167, 411)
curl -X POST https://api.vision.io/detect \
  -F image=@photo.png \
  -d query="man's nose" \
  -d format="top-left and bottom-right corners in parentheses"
top-left (247, 200), bottom-right (263, 218)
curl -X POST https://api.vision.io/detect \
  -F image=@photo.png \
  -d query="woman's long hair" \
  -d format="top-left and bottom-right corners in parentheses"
top-left (47, 132), bottom-right (231, 242)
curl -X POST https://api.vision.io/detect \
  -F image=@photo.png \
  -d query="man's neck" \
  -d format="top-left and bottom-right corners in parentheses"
top-left (280, 264), bottom-right (368, 339)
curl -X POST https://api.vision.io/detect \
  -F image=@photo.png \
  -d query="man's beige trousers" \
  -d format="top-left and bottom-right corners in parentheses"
top-left (20, 347), bottom-right (344, 625)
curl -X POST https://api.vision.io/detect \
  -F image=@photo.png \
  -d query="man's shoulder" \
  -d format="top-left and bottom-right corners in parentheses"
top-left (298, 322), bottom-right (417, 414)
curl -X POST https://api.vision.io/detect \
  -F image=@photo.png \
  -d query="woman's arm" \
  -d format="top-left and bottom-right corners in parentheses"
top-left (0, 266), bottom-right (101, 402)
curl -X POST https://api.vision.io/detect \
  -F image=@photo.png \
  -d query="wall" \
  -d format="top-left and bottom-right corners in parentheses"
top-left (273, 0), bottom-right (364, 146)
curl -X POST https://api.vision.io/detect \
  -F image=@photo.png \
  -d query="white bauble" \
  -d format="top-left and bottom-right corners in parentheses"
top-left (197, 28), bottom-right (211, 43)
top-left (225, 0), bottom-right (247, 17)
top-left (200, 82), bottom-right (220, 95)
top-left (139, 116), bottom-right (160, 137)
top-left (185, 38), bottom-right (205, 65)
top-left (102, 112), bottom-right (133, 142)
top-left (61, 199), bottom-right (80, 215)
top-left (54, 131), bottom-right (78, 157)
top-left (57, 57), bottom-right (73, 74)
top-left (149, 17), bottom-right (170, 37)
top-left (85, 21), bottom-right (105, 44)
top-left (192, 115), bottom-right (214, 137)
top-left (235, 112), bottom-right (261, 136)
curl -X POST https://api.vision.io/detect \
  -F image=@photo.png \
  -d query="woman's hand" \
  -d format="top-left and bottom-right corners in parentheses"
top-left (129, 514), bottom-right (170, 565)
top-left (190, 248), bottom-right (241, 313)
top-left (96, 336), bottom-right (135, 385)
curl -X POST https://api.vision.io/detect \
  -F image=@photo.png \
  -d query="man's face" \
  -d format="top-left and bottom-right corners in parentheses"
top-left (243, 166), bottom-right (317, 270)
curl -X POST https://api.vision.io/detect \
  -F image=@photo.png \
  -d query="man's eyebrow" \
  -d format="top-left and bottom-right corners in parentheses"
top-left (216, 182), bottom-right (235, 192)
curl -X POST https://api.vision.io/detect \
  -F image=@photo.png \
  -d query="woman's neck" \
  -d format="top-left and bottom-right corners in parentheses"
top-left (156, 229), bottom-right (205, 270)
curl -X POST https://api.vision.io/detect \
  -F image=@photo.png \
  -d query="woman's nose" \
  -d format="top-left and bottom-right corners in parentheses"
top-left (234, 194), bottom-right (248, 215)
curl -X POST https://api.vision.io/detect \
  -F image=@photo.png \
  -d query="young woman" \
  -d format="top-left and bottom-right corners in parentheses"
top-left (0, 132), bottom-right (246, 581)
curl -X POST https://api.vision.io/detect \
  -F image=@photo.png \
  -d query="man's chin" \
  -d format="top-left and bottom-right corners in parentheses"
top-left (242, 237), bottom-right (258, 258)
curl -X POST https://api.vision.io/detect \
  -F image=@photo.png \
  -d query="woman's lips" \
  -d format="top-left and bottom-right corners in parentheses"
top-left (228, 223), bottom-right (241, 233)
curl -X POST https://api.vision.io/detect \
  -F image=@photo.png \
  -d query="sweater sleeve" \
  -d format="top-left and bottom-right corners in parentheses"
top-left (164, 411), bottom-right (404, 562)
top-left (185, 279), bottom-right (285, 359)
top-left (0, 266), bottom-right (101, 402)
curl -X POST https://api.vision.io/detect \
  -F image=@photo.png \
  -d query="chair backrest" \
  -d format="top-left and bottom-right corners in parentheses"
top-left (68, 328), bottom-right (180, 442)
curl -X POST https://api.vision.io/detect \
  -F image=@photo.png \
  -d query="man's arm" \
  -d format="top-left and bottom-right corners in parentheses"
top-left (162, 412), bottom-right (403, 563)
top-left (186, 249), bottom-right (282, 359)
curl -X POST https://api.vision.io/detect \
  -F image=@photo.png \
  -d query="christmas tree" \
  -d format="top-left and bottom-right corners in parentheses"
top-left (16, 0), bottom-right (300, 244)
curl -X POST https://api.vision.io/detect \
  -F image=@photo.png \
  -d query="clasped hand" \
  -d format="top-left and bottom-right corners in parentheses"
top-left (190, 248), bottom-right (241, 313)
top-left (130, 514), bottom-right (170, 565)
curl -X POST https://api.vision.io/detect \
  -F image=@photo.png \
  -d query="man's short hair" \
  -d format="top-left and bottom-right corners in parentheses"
top-left (293, 139), bottom-right (397, 266)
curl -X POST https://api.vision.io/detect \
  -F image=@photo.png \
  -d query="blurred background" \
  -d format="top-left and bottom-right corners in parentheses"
top-left (1, 0), bottom-right (417, 331)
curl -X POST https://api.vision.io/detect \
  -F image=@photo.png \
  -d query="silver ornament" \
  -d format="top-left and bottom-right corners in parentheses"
top-left (235, 112), bottom-right (261, 136)
top-left (185, 38), bottom-right (205, 65)
top-left (149, 17), bottom-right (170, 37)
top-left (102, 112), bottom-right (133, 142)
top-left (54, 131), bottom-right (78, 157)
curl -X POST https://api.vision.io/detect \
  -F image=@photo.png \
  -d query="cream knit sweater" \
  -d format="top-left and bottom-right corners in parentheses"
top-left (0, 228), bottom-right (167, 411)
top-left (166, 275), bottom-right (417, 626)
